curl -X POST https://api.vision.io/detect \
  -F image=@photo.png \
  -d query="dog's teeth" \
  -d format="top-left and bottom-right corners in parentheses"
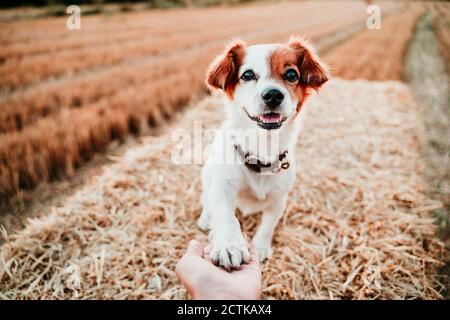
top-left (258, 113), bottom-right (283, 124)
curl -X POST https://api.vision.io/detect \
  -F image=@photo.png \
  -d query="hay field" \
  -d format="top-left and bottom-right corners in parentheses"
top-left (1, 1), bottom-right (447, 300)
top-left (0, 1), bottom-right (405, 200)
top-left (0, 79), bottom-right (444, 299)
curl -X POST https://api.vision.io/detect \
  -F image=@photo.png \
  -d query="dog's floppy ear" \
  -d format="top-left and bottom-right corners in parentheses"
top-left (288, 36), bottom-right (329, 89)
top-left (206, 39), bottom-right (246, 96)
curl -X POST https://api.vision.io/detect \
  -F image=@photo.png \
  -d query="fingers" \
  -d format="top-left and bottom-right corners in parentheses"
top-left (203, 245), bottom-right (213, 263)
top-left (242, 235), bottom-right (259, 265)
top-left (182, 236), bottom-right (258, 269)
top-left (176, 240), bottom-right (204, 279)
top-left (237, 240), bottom-right (260, 272)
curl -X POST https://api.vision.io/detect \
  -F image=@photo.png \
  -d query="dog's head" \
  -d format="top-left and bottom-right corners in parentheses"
top-left (206, 36), bottom-right (329, 130)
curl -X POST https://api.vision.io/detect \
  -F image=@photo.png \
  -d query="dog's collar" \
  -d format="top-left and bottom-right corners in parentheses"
top-left (234, 144), bottom-right (290, 174)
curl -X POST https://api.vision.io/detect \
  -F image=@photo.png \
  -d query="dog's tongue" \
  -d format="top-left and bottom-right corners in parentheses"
top-left (259, 112), bottom-right (282, 123)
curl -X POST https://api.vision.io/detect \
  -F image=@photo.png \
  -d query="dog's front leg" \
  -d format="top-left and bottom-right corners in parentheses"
top-left (253, 194), bottom-right (287, 262)
top-left (207, 181), bottom-right (250, 270)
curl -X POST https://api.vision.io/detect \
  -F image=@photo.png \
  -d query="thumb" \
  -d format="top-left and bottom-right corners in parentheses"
top-left (184, 240), bottom-right (204, 257)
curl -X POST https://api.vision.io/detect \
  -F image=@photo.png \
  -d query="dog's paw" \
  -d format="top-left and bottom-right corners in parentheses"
top-left (209, 233), bottom-right (250, 270)
top-left (253, 237), bottom-right (273, 262)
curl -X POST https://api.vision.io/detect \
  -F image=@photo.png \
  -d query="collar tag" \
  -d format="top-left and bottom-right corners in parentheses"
top-left (235, 145), bottom-right (290, 174)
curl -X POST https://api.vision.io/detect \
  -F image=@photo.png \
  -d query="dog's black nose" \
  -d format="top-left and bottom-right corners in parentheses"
top-left (262, 88), bottom-right (284, 108)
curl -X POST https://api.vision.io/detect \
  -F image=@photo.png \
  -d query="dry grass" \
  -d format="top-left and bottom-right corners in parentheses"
top-left (323, 4), bottom-right (423, 81)
top-left (0, 78), bottom-right (444, 299)
top-left (0, 1), bottom-right (405, 200)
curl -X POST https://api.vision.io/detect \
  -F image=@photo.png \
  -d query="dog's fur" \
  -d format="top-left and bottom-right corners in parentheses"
top-left (199, 36), bottom-right (329, 269)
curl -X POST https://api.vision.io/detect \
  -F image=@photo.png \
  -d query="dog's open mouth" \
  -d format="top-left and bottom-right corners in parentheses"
top-left (244, 108), bottom-right (287, 130)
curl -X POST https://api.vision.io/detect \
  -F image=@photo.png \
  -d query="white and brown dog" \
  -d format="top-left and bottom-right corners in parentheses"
top-left (199, 36), bottom-right (329, 269)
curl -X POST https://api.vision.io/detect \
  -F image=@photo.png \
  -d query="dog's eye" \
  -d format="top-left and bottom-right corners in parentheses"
top-left (241, 70), bottom-right (255, 81)
top-left (284, 69), bottom-right (298, 82)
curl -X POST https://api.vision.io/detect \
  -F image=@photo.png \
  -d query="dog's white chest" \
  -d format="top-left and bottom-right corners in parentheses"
top-left (253, 181), bottom-right (270, 201)
top-left (256, 190), bottom-right (267, 201)
top-left (235, 174), bottom-right (274, 215)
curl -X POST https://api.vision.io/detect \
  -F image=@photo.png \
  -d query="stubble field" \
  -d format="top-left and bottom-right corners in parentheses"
top-left (1, 0), bottom-right (448, 300)
top-left (0, 0), bottom-right (406, 200)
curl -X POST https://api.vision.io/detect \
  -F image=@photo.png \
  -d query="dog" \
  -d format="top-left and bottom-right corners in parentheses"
top-left (198, 36), bottom-right (329, 269)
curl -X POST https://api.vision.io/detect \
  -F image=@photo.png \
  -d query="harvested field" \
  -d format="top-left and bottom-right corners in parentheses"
top-left (0, 1), bottom-right (391, 91)
top-left (323, 4), bottom-right (423, 81)
top-left (0, 1), bottom-right (407, 200)
top-left (0, 79), bottom-right (445, 299)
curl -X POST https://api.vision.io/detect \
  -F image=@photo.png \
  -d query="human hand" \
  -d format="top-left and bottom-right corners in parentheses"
top-left (175, 239), bottom-right (261, 300)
